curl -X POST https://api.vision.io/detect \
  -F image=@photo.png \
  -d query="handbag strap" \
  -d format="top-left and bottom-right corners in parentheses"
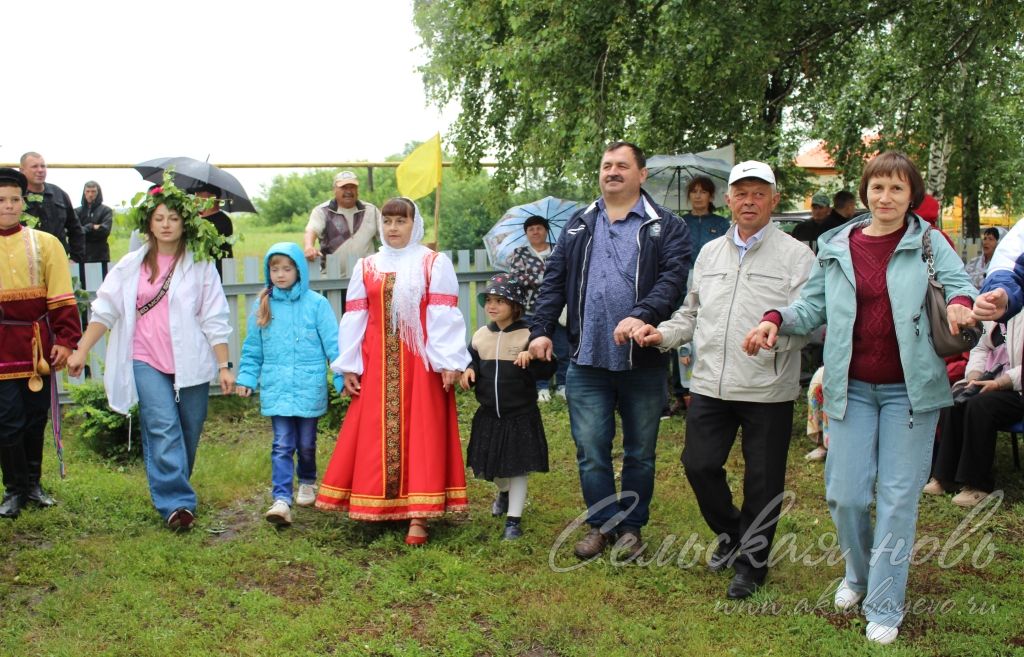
top-left (136, 260), bottom-right (176, 317)
top-left (921, 228), bottom-right (937, 280)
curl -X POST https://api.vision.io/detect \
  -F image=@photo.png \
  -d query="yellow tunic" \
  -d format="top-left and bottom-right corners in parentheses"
top-left (0, 225), bottom-right (81, 380)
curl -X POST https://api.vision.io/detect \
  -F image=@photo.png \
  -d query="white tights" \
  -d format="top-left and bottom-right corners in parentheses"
top-left (494, 475), bottom-right (528, 517)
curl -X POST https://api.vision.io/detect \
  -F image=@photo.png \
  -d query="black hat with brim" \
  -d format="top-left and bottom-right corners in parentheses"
top-left (477, 272), bottom-right (528, 308)
top-left (0, 168), bottom-right (27, 195)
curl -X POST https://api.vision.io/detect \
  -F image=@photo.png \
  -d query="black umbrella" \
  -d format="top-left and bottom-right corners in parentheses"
top-left (134, 156), bottom-right (257, 213)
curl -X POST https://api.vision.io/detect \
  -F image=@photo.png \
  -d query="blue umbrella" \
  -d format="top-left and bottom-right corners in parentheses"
top-left (484, 196), bottom-right (581, 270)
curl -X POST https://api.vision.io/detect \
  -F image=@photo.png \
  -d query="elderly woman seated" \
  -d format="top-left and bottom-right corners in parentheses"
top-left (925, 315), bottom-right (1022, 506)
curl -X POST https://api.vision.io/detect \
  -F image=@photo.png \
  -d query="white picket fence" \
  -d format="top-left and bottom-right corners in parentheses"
top-left (60, 250), bottom-right (499, 400)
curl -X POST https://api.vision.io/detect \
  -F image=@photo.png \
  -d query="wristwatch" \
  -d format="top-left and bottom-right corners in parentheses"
top-left (218, 361), bottom-right (234, 370)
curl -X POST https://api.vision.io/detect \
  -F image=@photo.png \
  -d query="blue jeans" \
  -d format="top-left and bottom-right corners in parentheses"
top-left (825, 380), bottom-right (937, 627)
top-left (566, 363), bottom-right (664, 530)
top-left (133, 361), bottom-right (209, 520)
top-left (535, 323), bottom-right (570, 390)
top-left (270, 416), bottom-right (319, 503)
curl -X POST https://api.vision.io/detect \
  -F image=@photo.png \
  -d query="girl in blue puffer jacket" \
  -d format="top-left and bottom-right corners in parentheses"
top-left (236, 242), bottom-right (340, 526)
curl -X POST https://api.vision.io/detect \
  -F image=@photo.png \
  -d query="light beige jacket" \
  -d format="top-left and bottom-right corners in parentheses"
top-left (657, 221), bottom-right (815, 402)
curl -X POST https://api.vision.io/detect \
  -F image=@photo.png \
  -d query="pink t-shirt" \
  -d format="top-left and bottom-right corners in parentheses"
top-left (133, 253), bottom-right (176, 374)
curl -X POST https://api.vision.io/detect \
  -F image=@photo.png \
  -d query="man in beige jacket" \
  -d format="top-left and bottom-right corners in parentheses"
top-left (634, 161), bottom-right (814, 599)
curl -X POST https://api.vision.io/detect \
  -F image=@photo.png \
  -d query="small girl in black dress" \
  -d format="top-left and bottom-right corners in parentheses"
top-left (460, 274), bottom-right (555, 540)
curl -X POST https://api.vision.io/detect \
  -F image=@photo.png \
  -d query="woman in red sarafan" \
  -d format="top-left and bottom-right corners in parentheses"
top-left (316, 197), bottom-right (470, 545)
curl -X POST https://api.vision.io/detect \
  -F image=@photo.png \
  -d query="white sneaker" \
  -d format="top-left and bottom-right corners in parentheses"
top-left (265, 499), bottom-right (292, 526)
top-left (296, 483), bottom-right (317, 507)
top-left (922, 477), bottom-right (944, 495)
top-left (952, 486), bottom-right (988, 507)
top-left (555, 386), bottom-right (567, 400)
top-left (866, 622), bottom-right (899, 644)
top-left (537, 388), bottom-right (552, 402)
top-left (834, 580), bottom-right (864, 612)
top-left (804, 446), bottom-right (828, 462)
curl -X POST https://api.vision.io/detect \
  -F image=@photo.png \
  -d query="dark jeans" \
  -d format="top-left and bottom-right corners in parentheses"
top-left (0, 378), bottom-right (51, 494)
top-left (566, 363), bottom-right (664, 530)
top-left (933, 390), bottom-right (1023, 492)
top-left (683, 393), bottom-right (793, 580)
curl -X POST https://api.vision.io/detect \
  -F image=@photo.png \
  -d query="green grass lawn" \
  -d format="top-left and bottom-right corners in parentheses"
top-left (2, 392), bottom-right (1022, 657)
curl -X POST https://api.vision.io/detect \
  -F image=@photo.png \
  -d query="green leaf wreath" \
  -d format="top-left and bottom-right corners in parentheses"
top-left (127, 169), bottom-right (228, 262)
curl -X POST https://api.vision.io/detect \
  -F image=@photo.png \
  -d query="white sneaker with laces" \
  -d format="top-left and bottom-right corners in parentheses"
top-left (265, 499), bottom-right (292, 526)
top-left (555, 386), bottom-right (567, 400)
top-left (866, 622), bottom-right (898, 644)
top-left (834, 580), bottom-right (864, 612)
top-left (296, 483), bottom-right (317, 507)
top-left (537, 388), bottom-right (552, 403)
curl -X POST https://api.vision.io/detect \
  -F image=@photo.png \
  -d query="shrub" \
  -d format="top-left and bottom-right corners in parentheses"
top-left (66, 381), bottom-right (141, 461)
top-left (317, 378), bottom-right (351, 436)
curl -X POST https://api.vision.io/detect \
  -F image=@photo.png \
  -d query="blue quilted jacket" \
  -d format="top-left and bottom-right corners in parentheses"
top-left (236, 242), bottom-right (340, 417)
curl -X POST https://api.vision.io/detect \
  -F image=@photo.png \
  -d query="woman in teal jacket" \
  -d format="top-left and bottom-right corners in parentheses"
top-left (745, 152), bottom-right (977, 645)
top-left (236, 241), bottom-right (340, 526)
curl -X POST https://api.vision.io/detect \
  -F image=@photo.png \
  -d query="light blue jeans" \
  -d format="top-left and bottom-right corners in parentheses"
top-left (566, 363), bottom-right (665, 530)
top-left (825, 380), bottom-right (937, 627)
top-left (133, 361), bottom-right (210, 520)
top-left (270, 416), bottom-right (318, 504)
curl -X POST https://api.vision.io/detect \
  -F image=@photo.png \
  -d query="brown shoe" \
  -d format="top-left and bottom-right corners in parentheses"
top-left (574, 527), bottom-right (611, 559)
top-left (613, 529), bottom-right (644, 562)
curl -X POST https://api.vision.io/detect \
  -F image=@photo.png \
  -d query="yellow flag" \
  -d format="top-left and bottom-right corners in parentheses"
top-left (396, 133), bottom-right (443, 200)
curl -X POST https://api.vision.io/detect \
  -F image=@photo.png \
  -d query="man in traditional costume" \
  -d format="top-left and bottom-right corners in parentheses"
top-left (0, 168), bottom-right (81, 518)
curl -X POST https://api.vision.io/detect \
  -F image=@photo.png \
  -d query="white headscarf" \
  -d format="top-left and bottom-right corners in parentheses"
top-left (369, 198), bottom-right (431, 364)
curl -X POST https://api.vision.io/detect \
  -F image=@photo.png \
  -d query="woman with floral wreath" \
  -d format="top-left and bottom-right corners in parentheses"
top-left (68, 172), bottom-right (234, 531)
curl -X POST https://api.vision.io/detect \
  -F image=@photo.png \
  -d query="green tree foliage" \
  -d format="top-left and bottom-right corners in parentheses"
top-left (414, 0), bottom-right (1023, 217)
top-left (807, 1), bottom-right (1024, 236)
top-left (414, 0), bottom-right (904, 200)
top-left (254, 170), bottom-right (342, 226)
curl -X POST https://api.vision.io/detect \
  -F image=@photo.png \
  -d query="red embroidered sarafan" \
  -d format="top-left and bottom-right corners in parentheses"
top-left (316, 255), bottom-right (468, 520)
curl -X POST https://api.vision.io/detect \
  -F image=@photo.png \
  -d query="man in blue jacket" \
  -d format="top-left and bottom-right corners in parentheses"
top-left (529, 141), bottom-right (691, 560)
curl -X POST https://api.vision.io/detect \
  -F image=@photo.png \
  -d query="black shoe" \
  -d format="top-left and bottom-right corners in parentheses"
top-left (502, 523), bottom-right (523, 541)
top-left (726, 573), bottom-right (763, 600)
top-left (26, 484), bottom-right (56, 508)
top-left (612, 529), bottom-right (645, 561)
top-left (0, 492), bottom-right (26, 519)
top-left (491, 491), bottom-right (509, 517)
top-left (708, 541), bottom-right (739, 573)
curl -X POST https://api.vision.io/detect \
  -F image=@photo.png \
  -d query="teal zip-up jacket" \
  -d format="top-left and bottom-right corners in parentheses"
top-left (777, 213), bottom-right (977, 420)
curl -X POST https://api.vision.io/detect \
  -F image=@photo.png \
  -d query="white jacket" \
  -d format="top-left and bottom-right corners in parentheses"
top-left (90, 246), bottom-right (231, 413)
top-left (965, 317), bottom-right (1024, 390)
top-left (656, 222), bottom-right (815, 403)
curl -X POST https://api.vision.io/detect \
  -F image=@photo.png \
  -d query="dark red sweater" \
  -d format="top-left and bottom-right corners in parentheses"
top-left (848, 226), bottom-right (907, 383)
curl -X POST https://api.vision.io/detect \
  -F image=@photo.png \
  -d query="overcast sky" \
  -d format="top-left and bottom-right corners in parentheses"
top-left (5, 0), bottom-right (456, 208)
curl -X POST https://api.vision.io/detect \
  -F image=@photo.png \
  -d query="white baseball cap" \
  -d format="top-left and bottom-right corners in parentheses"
top-left (333, 171), bottom-right (359, 187)
top-left (728, 160), bottom-right (776, 186)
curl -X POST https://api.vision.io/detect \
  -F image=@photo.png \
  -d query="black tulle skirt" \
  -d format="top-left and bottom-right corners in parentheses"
top-left (466, 406), bottom-right (549, 480)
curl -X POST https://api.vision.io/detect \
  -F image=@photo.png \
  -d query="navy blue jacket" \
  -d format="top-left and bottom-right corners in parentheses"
top-left (982, 250), bottom-right (1024, 321)
top-left (529, 190), bottom-right (692, 369)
